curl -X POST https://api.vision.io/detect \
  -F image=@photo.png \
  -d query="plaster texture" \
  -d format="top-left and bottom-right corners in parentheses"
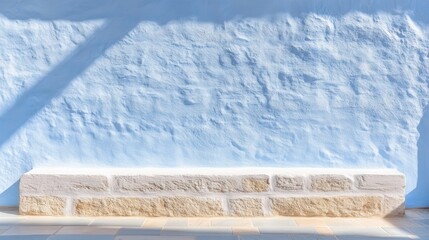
top-left (0, 0), bottom-right (428, 207)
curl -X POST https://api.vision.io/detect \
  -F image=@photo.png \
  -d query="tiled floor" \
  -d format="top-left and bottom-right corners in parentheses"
top-left (0, 208), bottom-right (429, 239)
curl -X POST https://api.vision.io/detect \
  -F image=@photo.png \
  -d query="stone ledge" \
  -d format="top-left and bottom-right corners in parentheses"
top-left (19, 168), bottom-right (405, 217)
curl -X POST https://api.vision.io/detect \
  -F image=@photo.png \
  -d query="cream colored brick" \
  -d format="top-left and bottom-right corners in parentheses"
top-left (114, 176), bottom-right (205, 192)
top-left (274, 175), bottom-right (304, 191)
top-left (162, 197), bottom-right (224, 217)
top-left (229, 198), bottom-right (264, 217)
top-left (114, 175), bottom-right (269, 193)
top-left (74, 197), bottom-right (224, 217)
top-left (242, 176), bottom-right (269, 192)
top-left (309, 174), bottom-right (352, 192)
top-left (20, 196), bottom-right (65, 216)
top-left (270, 195), bottom-right (383, 217)
top-left (20, 174), bottom-right (108, 195)
top-left (355, 174), bottom-right (405, 191)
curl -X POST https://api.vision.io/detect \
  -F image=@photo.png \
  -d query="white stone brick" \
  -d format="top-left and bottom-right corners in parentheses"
top-left (20, 174), bottom-right (108, 195)
top-left (355, 174), bottom-right (405, 191)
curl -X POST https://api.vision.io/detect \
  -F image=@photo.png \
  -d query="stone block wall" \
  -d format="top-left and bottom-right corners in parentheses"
top-left (19, 168), bottom-right (405, 217)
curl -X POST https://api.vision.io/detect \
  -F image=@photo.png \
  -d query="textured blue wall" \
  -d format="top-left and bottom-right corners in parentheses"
top-left (0, 0), bottom-right (428, 207)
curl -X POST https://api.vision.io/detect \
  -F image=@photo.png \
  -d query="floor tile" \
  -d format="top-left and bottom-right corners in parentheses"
top-left (294, 218), bottom-right (328, 227)
top-left (161, 227), bottom-right (233, 236)
top-left (115, 237), bottom-right (196, 240)
top-left (49, 235), bottom-right (116, 240)
top-left (0, 217), bottom-right (26, 226)
top-left (1, 226), bottom-right (61, 235)
top-left (23, 217), bottom-right (93, 226)
top-left (117, 227), bottom-right (162, 236)
top-left (404, 227), bottom-right (429, 236)
top-left (187, 219), bottom-right (211, 227)
top-left (329, 227), bottom-right (389, 237)
top-left (258, 226), bottom-right (317, 235)
top-left (232, 226), bottom-right (259, 235)
top-left (142, 219), bottom-right (168, 228)
top-left (239, 235), bottom-right (286, 240)
top-left (55, 226), bottom-right (119, 235)
top-left (211, 219), bottom-right (252, 227)
top-left (194, 237), bottom-right (238, 240)
top-left (252, 218), bottom-right (297, 227)
top-left (90, 218), bottom-right (144, 227)
top-left (0, 235), bottom-right (49, 240)
top-left (315, 226), bottom-right (333, 236)
top-left (382, 227), bottom-right (416, 238)
top-left (165, 219), bottom-right (188, 227)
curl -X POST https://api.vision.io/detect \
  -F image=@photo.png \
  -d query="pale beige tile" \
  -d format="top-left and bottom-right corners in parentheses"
top-left (165, 219), bottom-right (188, 227)
top-left (295, 217), bottom-right (328, 227)
top-left (161, 227), bottom-right (232, 236)
top-left (56, 226), bottom-right (119, 235)
top-left (142, 218), bottom-right (168, 228)
top-left (116, 237), bottom-right (195, 240)
top-left (0, 217), bottom-right (27, 225)
top-left (330, 227), bottom-right (389, 237)
top-left (187, 218), bottom-right (212, 227)
top-left (252, 217), bottom-right (297, 227)
top-left (211, 218), bottom-right (252, 227)
top-left (232, 226), bottom-right (259, 235)
top-left (315, 226), bottom-right (334, 236)
top-left (91, 217), bottom-right (144, 227)
top-left (23, 216), bottom-right (93, 226)
top-left (2, 225), bottom-right (61, 235)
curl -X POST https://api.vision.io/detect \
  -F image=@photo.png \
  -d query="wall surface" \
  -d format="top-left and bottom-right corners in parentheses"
top-left (0, 0), bottom-right (428, 207)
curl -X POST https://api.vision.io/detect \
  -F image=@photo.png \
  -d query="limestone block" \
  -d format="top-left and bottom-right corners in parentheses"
top-left (270, 195), bottom-right (383, 217)
top-left (20, 174), bottom-right (108, 195)
top-left (162, 197), bottom-right (224, 217)
top-left (74, 197), bottom-right (165, 217)
top-left (113, 175), bottom-right (206, 193)
top-left (241, 176), bottom-right (270, 192)
top-left (309, 174), bottom-right (352, 192)
top-left (74, 197), bottom-right (224, 217)
top-left (20, 196), bottom-right (65, 216)
top-left (114, 175), bottom-right (269, 193)
top-left (274, 175), bottom-right (304, 191)
top-left (355, 174), bottom-right (405, 192)
top-left (229, 198), bottom-right (264, 217)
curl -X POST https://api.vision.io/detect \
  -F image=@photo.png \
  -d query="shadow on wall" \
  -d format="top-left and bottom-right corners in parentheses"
top-left (0, 0), bottom-right (428, 206)
top-left (407, 107), bottom-right (429, 208)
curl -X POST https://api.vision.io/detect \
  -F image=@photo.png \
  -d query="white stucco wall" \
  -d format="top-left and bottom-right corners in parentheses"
top-left (0, 0), bottom-right (428, 206)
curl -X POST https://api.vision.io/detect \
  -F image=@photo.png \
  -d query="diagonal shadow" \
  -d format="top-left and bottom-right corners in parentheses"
top-left (0, 18), bottom-right (139, 149)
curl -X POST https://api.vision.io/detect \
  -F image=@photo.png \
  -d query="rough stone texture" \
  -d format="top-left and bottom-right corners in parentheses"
top-left (162, 197), bottom-right (224, 217)
top-left (20, 196), bottom-right (65, 216)
top-left (228, 198), bottom-right (264, 217)
top-left (114, 175), bottom-right (269, 193)
top-left (274, 175), bottom-right (304, 191)
top-left (355, 174), bottom-right (405, 192)
top-left (114, 175), bottom-right (207, 193)
top-left (74, 197), bottom-right (224, 217)
top-left (241, 176), bottom-right (270, 192)
top-left (383, 195), bottom-right (406, 217)
top-left (309, 175), bottom-right (352, 192)
top-left (270, 196), bottom-right (384, 217)
top-left (20, 174), bottom-right (108, 195)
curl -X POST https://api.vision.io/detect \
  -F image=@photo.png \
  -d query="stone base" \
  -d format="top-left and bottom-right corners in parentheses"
top-left (19, 168), bottom-right (405, 217)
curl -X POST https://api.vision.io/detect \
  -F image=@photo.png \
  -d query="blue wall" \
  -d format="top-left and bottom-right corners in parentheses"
top-left (0, 0), bottom-right (428, 207)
